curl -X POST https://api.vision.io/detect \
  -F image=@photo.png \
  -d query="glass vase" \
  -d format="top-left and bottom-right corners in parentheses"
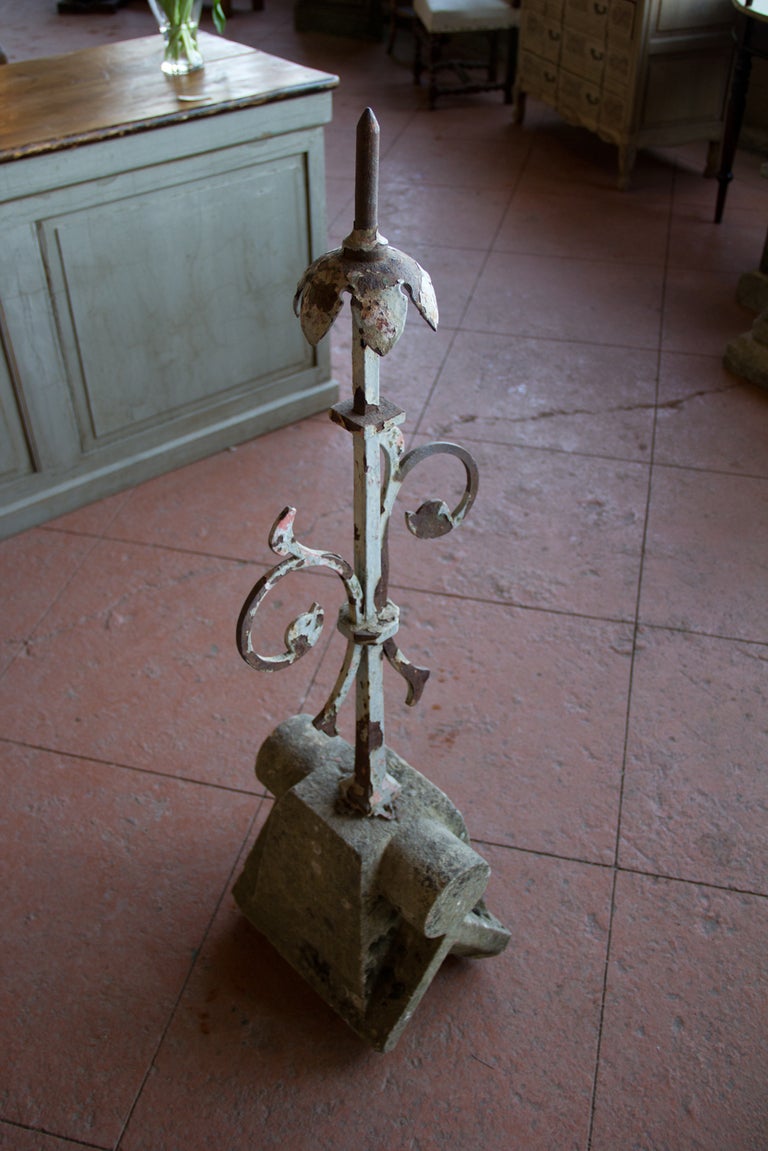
top-left (148, 0), bottom-right (204, 76)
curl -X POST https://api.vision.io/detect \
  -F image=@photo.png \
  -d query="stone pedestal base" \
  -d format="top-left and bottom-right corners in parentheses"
top-left (736, 268), bottom-right (768, 313)
top-left (234, 715), bottom-right (509, 1052)
top-left (725, 268), bottom-right (768, 390)
top-left (725, 308), bottom-right (768, 390)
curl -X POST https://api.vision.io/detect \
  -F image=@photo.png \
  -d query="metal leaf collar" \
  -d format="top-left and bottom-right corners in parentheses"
top-left (293, 110), bottom-right (438, 356)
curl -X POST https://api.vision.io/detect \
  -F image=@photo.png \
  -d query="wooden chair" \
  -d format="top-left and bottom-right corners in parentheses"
top-left (386, 0), bottom-right (415, 55)
top-left (413, 0), bottom-right (519, 109)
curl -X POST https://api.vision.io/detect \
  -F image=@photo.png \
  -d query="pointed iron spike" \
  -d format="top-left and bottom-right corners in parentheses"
top-left (354, 108), bottom-right (380, 233)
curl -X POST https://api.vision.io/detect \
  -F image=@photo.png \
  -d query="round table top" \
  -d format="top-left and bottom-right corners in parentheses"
top-left (733, 0), bottom-right (768, 22)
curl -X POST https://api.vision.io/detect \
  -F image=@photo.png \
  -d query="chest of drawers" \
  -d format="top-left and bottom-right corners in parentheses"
top-left (514, 0), bottom-right (734, 185)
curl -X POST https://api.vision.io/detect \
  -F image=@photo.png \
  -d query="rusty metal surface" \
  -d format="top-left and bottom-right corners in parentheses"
top-left (236, 108), bottom-right (480, 817)
top-left (293, 110), bottom-right (437, 356)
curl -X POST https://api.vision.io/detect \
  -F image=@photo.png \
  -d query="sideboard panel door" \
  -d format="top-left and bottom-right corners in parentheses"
top-left (41, 150), bottom-right (314, 451)
top-left (0, 334), bottom-right (34, 487)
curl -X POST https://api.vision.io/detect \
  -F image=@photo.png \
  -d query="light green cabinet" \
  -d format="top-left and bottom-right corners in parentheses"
top-left (0, 35), bottom-right (338, 538)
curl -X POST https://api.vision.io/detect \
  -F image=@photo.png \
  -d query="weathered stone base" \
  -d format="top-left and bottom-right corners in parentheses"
top-left (233, 715), bottom-right (509, 1052)
top-left (725, 305), bottom-right (768, 391)
top-left (736, 269), bottom-right (768, 314)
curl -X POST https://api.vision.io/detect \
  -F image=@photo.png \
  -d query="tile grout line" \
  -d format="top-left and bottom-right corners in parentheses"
top-left (0, 734), bottom-right (269, 797)
top-left (0, 1116), bottom-right (108, 1151)
top-left (40, 522), bottom-right (274, 570)
top-left (585, 156), bottom-right (674, 1151)
top-left (410, 125), bottom-right (535, 440)
top-left (112, 795), bottom-right (267, 1151)
top-left (27, 525), bottom-right (768, 647)
top-left (0, 493), bottom-right (131, 686)
top-left (473, 835), bottom-right (768, 901)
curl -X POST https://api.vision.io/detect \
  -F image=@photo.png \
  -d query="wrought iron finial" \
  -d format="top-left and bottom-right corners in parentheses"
top-left (238, 108), bottom-right (478, 817)
top-left (353, 107), bottom-right (379, 234)
top-left (293, 109), bottom-right (437, 356)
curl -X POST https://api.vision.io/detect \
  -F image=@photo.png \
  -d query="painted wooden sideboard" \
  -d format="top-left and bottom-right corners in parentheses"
top-left (514, 0), bottom-right (735, 186)
top-left (0, 34), bottom-right (338, 538)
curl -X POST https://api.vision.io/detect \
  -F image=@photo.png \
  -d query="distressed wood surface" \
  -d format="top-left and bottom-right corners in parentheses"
top-left (0, 33), bottom-right (338, 162)
top-left (0, 34), bottom-right (337, 538)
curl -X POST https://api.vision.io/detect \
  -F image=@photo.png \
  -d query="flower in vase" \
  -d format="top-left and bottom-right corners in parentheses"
top-left (149, 1), bottom-right (227, 75)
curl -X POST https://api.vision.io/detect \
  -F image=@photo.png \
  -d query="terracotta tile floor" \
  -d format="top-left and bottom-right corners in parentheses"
top-left (1, 3), bottom-right (768, 1149)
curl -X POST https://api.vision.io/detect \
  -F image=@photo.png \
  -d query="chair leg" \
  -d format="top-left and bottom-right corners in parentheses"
top-left (488, 31), bottom-right (499, 85)
top-left (386, 0), bottom-right (396, 53)
top-left (413, 22), bottom-right (439, 109)
top-left (426, 32), bottom-right (439, 110)
top-left (512, 87), bottom-right (527, 123)
top-left (413, 24), bottom-right (423, 85)
top-left (503, 26), bottom-right (517, 104)
top-left (414, 21), bottom-right (517, 107)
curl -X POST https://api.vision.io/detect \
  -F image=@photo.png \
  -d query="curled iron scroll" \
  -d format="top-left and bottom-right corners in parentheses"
top-left (237, 441), bottom-right (479, 732)
top-left (237, 507), bottom-right (362, 673)
top-left (383, 440), bottom-right (479, 539)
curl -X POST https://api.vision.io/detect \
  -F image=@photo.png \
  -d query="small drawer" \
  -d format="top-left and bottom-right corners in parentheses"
top-left (561, 28), bottom-right (607, 84)
top-left (518, 48), bottom-right (559, 101)
top-left (531, 0), bottom-right (564, 20)
top-left (608, 0), bottom-right (636, 44)
top-left (604, 44), bottom-right (632, 91)
top-left (521, 12), bottom-right (563, 64)
top-left (598, 90), bottom-right (630, 143)
top-left (557, 69), bottom-right (603, 130)
top-left (563, 0), bottom-right (610, 42)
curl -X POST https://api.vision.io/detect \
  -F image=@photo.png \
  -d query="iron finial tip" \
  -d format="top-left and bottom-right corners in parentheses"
top-left (354, 107), bottom-right (380, 233)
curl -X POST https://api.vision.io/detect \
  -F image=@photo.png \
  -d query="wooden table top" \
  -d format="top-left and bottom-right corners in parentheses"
top-left (0, 33), bottom-right (338, 163)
